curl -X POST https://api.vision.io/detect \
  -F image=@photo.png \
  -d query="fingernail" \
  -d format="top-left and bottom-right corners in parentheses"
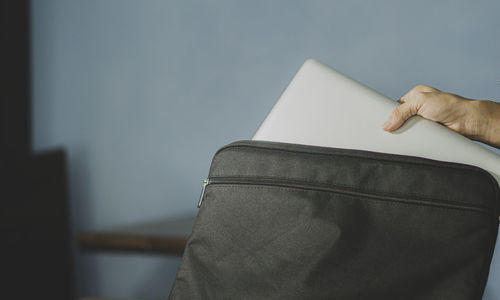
top-left (382, 120), bottom-right (392, 130)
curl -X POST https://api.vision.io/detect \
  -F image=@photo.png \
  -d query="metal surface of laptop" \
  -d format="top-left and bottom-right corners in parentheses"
top-left (253, 59), bottom-right (500, 184)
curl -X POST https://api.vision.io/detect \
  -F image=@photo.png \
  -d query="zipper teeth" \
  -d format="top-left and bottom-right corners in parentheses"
top-left (213, 142), bottom-right (500, 220)
top-left (204, 177), bottom-right (492, 216)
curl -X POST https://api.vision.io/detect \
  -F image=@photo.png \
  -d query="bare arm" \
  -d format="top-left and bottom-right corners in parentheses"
top-left (382, 85), bottom-right (500, 149)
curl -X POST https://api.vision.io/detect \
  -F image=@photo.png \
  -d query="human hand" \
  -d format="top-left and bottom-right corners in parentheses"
top-left (382, 84), bottom-right (500, 149)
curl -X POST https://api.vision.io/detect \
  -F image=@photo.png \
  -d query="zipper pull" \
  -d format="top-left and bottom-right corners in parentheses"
top-left (197, 179), bottom-right (209, 208)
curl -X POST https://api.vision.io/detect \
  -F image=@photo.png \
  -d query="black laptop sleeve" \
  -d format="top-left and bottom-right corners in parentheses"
top-left (169, 140), bottom-right (499, 300)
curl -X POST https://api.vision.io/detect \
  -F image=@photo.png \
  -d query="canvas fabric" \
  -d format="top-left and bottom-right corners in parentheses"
top-left (169, 140), bottom-right (499, 300)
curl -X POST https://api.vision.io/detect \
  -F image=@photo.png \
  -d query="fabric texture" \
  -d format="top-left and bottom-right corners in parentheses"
top-left (169, 140), bottom-right (499, 300)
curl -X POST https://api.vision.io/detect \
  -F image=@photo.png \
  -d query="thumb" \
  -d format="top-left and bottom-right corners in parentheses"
top-left (382, 102), bottom-right (416, 131)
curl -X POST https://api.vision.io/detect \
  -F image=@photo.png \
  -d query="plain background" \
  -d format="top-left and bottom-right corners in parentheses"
top-left (32, 1), bottom-right (500, 299)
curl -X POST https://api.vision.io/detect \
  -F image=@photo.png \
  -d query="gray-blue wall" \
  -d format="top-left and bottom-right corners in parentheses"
top-left (32, 1), bottom-right (500, 299)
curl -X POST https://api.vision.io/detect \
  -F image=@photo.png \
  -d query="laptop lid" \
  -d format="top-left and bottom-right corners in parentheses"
top-left (252, 58), bottom-right (500, 184)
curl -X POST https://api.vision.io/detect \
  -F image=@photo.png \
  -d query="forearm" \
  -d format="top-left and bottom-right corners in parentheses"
top-left (466, 100), bottom-right (500, 148)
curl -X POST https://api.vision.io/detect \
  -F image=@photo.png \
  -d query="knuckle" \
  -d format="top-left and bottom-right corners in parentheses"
top-left (413, 84), bottom-right (435, 92)
top-left (410, 89), bottom-right (429, 101)
top-left (414, 84), bottom-right (427, 91)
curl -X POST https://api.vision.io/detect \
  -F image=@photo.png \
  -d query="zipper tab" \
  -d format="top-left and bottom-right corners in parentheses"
top-left (197, 179), bottom-right (209, 208)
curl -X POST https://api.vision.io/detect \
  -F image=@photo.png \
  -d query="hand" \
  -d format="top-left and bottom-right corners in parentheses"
top-left (382, 84), bottom-right (500, 149)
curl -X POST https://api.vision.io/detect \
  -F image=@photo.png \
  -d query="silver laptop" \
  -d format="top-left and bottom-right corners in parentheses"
top-left (252, 58), bottom-right (500, 296)
top-left (253, 58), bottom-right (500, 184)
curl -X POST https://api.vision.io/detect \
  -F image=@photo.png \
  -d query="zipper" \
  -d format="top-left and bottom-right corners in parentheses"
top-left (197, 177), bottom-right (494, 217)
top-left (197, 179), bottom-right (210, 208)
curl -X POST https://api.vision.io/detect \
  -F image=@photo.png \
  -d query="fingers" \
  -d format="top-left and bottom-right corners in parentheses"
top-left (382, 102), bottom-right (416, 131)
top-left (383, 84), bottom-right (439, 131)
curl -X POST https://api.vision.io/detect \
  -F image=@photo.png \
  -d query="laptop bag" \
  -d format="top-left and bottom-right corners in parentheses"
top-left (169, 140), bottom-right (499, 300)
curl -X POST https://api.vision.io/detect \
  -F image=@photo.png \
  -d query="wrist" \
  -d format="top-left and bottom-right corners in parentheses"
top-left (468, 100), bottom-right (500, 147)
